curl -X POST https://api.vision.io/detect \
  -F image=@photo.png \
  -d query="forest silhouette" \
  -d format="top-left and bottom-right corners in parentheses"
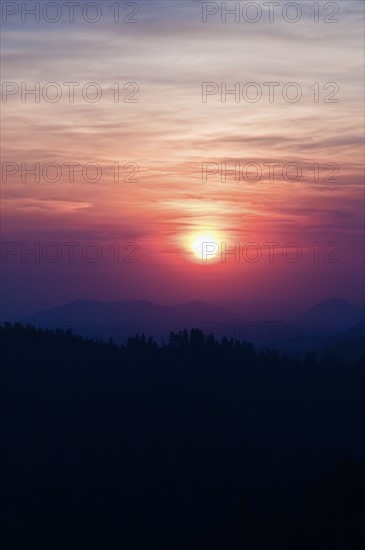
top-left (1, 323), bottom-right (364, 549)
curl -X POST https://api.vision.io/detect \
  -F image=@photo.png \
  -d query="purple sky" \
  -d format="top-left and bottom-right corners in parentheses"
top-left (1, 1), bottom-right (364, 320)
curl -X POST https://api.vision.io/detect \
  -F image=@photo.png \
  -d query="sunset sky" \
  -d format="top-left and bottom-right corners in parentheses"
top-left (1, 0), bottom-right (364, 320)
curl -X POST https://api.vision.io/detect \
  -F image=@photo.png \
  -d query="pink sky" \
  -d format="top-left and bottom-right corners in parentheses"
top-left (1, 1), bottom-right (364, 318)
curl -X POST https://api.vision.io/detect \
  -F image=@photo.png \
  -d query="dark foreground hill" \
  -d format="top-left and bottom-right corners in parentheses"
top-left (1, 324), bottom-right (364, 549)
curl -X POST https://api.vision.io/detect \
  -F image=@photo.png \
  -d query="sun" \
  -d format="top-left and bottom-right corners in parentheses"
top-left (190, 233), bottom-right (220, 262)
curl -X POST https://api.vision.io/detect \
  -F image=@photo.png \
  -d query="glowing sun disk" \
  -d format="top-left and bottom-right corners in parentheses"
top-left (191, 234), bottom-right (220, 261)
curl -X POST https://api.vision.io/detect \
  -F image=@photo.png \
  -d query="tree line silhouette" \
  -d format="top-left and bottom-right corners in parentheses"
top-left (1, 323), bottom-right (364, 549)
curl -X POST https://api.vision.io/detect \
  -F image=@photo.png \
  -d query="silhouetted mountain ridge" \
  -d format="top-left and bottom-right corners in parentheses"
top-left (19, 297), bottom-right (364, 352)
top-left (295, 297), bottom-right (364, 330)
top-left (21, 299), bottom-right (237, 343)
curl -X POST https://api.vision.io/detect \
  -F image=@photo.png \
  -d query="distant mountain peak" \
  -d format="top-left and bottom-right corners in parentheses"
top-left (315, 297), bottom-right (355, 307)
top-left (297, 297), bottom-right (364, 331)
